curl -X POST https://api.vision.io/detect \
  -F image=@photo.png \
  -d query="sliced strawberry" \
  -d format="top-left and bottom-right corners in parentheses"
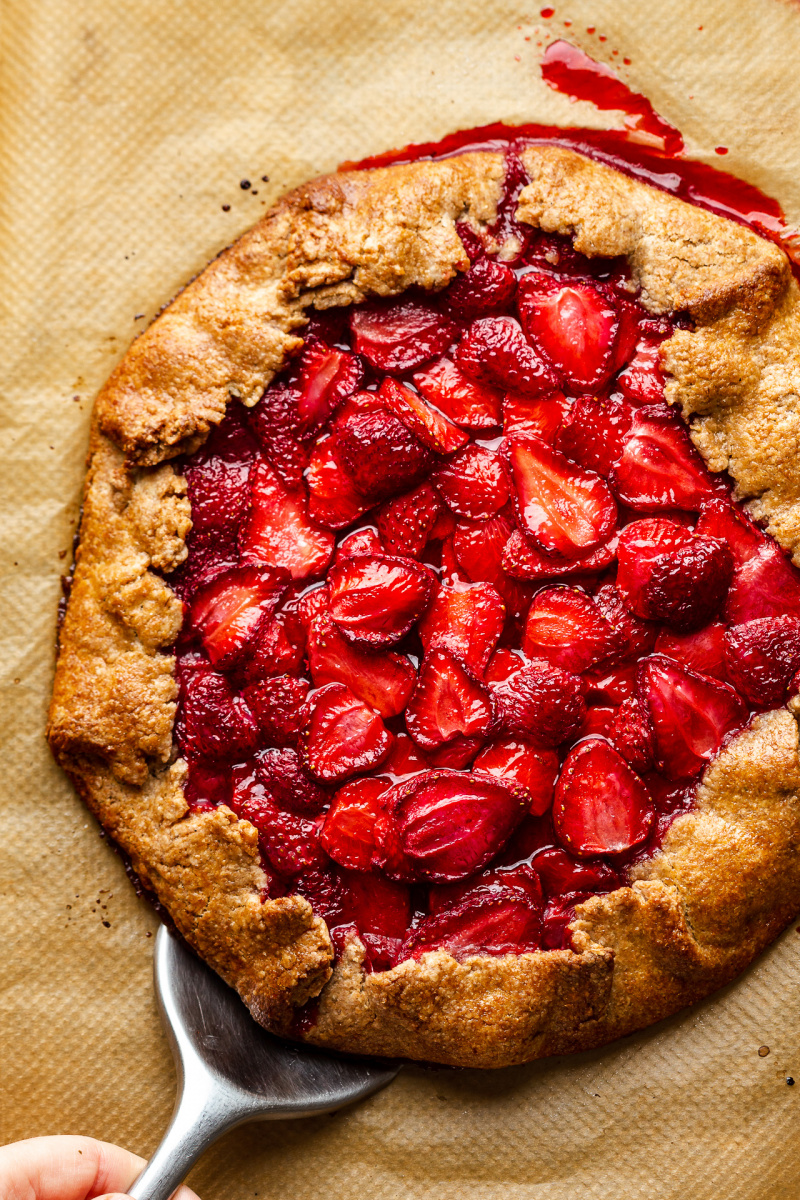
top-left (235, 610), bottom-right (306, 683)
top-left (473, 738), bottom-right (559, 815)
top-left (484, 647), bottom-right (525, 684)
top-left (294, 337), bottom-right (363, 432)
top-left (341, 869), bottom-right (412, 940)
top-left (248, 383), bottom-right (308, 490)
top-left (517, 273), bottom-right (620, 391)
top-left (723, 617), bottom-right (800, 706)
top-left (178, 667), bottom-right (259, 763)
top-left (541, 893), bottom-right (586, 950)
top-left (583, 663), bottom-right (638, 706)
top-left (377, 482), bottom-right (443, 558)
top-left (442, 255), bottom-right (517, 320)
top-left (293, 585), bottom-right (329, 633)
top-left (320, 777), bottom-right (389, 871)
top-left (616, 330), bottom-right (668, 407)
top-left (639, 655), bottom-right (748, 781)
top-left (373, 769), bottom-right (529, 882)
top-left (336, 408), bottom-right (433, 502)
top-left (654, 623), bottom-right (729, 681)
top-left (555, 393), bottom-right (634, 477)
top-left (695, 498), bottom-right (767, 566)
top-left (523, 586), bottom-right (623, 673)
top-left (401, 887), bottom-right (541, 960)
top-left (503, 432), bottom-right (617, 555)
top-left (456, 315), bottom-right (561, 396)
top-left (428, 862), bottom-right (543, 916)
top-left (254, 746), bottom-right (329, 814)
top-left (576, 705), bottom-right (617, 740)
top-left (183, 761), bottom-right (232, 812)
top-left (609, 406), bottom-right (718, 511)
top-left (294, 866), bottom-right (349, 925)
top-left (307, 613), bottom-right (416, 718)
top-left (723, 544), bottom-right (800, 623)
top-left (382, 731), bottom-right (431, 779)
top-left (377, 377), bottom-right (468, 453)
top-left (405, 649), bottom-right (493, 751)
top-left (554, 737), bottom-right (654, 856)
top-left (616, 518), bottom-right (733, 630)
top-left (427, 736), bottom-right (484, 769)
top-left (233, 766), bottom-right (327, 876)
top-left (327, 553), bottom-right (434, 647)
top-left (241, 675), bottom-right (310, 746)
top-left (240, 459), bottom-right (334, 579)
top-left (306, 435), bottom-right (372, 530)
top-left (502, 391), bottom-right (570, 442)
top-left (350, 297), bottom-right (457, 372)
top-left (452, 510), bottom-right (512, 582)
top-left (593, 583), bottom-right (658, 661)
top-left (188, 564), bottom-right (289, 668)
top-left (418, 581), bottom-right (505, 673)
top-left (332, 388), bottom-right (386, 427)
top-left (533, 847), bottom-right (622, 897)
top-left (412, 357), bottom-right (502, 429)
top-left (433, 445), bottom-right (509, 520)
top-left (609, 696), bottom-right (654, 773)
top-left (490, 659), bottom-right (586, 746)
top-left (304, 682), bottom-right (392, 783)
top-left (334, 526), bottom-right (384, 561)
top-left (502, 528), bottom-right (617, 581)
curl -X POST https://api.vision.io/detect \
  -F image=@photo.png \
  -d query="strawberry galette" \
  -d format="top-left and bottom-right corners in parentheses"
top-left (48, 141), bottom-right (800, 1067)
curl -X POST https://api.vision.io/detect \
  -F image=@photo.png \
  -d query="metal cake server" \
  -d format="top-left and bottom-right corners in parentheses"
top-left (128, 924), bottom-right (398, 1200)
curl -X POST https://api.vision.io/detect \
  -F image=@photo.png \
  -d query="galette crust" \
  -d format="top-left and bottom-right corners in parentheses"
top-left (48, 145), bottom-right (800, 1068)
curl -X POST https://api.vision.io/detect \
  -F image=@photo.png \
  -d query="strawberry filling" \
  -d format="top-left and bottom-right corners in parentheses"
top-left (170, 163), bottom-right (800, 974)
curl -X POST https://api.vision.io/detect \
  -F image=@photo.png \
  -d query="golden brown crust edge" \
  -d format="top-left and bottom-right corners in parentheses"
top-left (48, 145), bottom-right (800, 1067)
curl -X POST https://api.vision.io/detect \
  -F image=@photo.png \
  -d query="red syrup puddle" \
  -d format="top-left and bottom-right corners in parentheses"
top-left (342, 41), bottom-right (799, 272)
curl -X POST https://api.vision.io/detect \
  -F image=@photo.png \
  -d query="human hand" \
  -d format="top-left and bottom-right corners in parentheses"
top-left (0, 1135), bottom-right (201, 1200)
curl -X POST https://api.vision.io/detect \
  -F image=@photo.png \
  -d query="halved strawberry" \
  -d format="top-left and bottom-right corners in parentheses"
top-left (593, 583), bottom-right (658, 661)
top-left (294, 337), bottom-right (363, 432)
top-left (336, 408), bottom-right (433, 502)
top-left (427, 736), bottom-right (485, 769)
top-left (554, 737), bottom-right (654, 856)
top-left (517, 273), bottom-right (620, 391)
top-left (490, 659), bottom-right (586, 746)
top-left (541, 893), bottom-right (586, 950)
top-left (654, 623), bottom-right (729, 681)
top-left (609, 696), bottom-right (654, 773)
top-left (188, 564), bottom-right (289, 668)
top-left (307, 612), bottom-right (416, 718)
top-left (695, 498), bottom-right (766, 566)
top-left (615, 330), bottom-right (668, 407)
top-left (294, 866), bottom-right (349, 925)
top-left (350, 297), bottom-right (458, 372)
top-left (616, 518), bottom-right (733, 630)
top-left (522, 586), bottom-right (623, 674)
top-left (723, 617), bottom-right (800, 706)
top-left (412, 358), bottom-right (502, 429)
top-left (182, 410), bottom-right (255, 561)
top-left (376, 482), bottom-right (443, 558)
top-left (241, 675), bottom-right (310, 746)
top-left (382, 731), bottom-right (431, 779)
top-left (240, 459), bottom-right (335, 578)
top-left (235, 610), bottom-right (306, 683)
top-left (583, 663), bottom-right (638, 706)
top-left (502, 432), bottom-right (617, 555)
top-left (484, 647), bottom-right (525, 684)
top-left (555, 393), bottom-right (634, 477)
top-left (405, 649), bottom-right (493, 751)
top-left (442, 255), bottom-right (517, 320)
top-left (609, 406), bottom-right (719, 510)
top-left (183, 760), bottom-right (232, 812)
top-left (254, 746), bottom-right (329, 814)
top-left (248, 383), bottom-right (308, 490)
top-left (639, 655), bottom-right (748, 781)
top-left (452, 510), bottom-right (513, 582)
top-left (575, 706), bottom-right (617, 740)
top-left (327, 553), bottom-right (434, 647)
top-left (723, 544), bottom-right (800, 623)
top-left (400, 887), bottom-right (542, 960)
top-left (456, 316), bottom-right (561, 396)
top-left (293, 584), bottom-right (330, 633)
top-left (373, 769), bottom-right (529, 882)
top-left (533, 846), bottom-right (622, 897)
top-left (334, 526), bottom-right (384, 561)
top-left (502, 391), bottom-right (570, 442)
top-left (433, 444), bottom-right (509, 520)
top-left (178, 667), bottom-right (259, 763)
top-left (378, 377), bottom-right (468, 453)
top-left (304, 682), bottom-right (392, 782)
top-left (428, 862), bottom-right (543, 916)
top-left (306, 435), bottom-right (372, 530)
top-left (418, 581), bottom-right (505, 673)
top-left (502, 529), bottom-right (617, 581)
top-left (473, 738), bottom-right (559, 815)
top-left (320, 776), bottom-right (389, 871)
top-left (340, 869), bottom-right (412, 940)
top-left (233, 766), bottom-right (327, 876)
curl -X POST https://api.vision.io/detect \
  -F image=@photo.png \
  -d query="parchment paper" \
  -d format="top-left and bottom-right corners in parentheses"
top-left (3, 2), bottom-right (800, 1196)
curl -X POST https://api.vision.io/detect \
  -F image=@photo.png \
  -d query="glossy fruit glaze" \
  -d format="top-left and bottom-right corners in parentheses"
top-left (169, 149), bottom-right (800, 974)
